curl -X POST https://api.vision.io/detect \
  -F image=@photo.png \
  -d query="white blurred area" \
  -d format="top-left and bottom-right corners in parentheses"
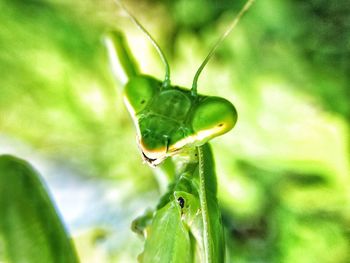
top-left (0, 134), bottom-right (157, 261)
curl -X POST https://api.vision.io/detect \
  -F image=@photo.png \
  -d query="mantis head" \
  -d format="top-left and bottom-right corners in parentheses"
top-left (112, 0), bottom-right (253, 166)
top-left (123, 75), bottom-right (237, 166)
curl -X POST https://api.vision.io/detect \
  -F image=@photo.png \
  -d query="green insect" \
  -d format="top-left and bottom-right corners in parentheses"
top-left (105, 1), bottom-right (254, 262)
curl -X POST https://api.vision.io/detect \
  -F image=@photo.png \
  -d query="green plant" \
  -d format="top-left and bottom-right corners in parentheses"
top-left (0, 155), bottom-right (78, 263)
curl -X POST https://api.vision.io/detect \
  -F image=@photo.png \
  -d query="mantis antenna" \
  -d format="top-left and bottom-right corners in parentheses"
top-left (114, 0), bottom-right (171, 88)
top-left (191, 0), bottom-right (255, 96)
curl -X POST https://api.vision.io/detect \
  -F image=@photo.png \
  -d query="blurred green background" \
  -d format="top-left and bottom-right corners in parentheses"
top-left (1, 0), bottom-right (350, 262)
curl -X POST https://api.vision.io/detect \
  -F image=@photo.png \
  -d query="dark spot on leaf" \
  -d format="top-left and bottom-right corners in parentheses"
top-left (218, 123), bottom-right (223, 127)
top-left (140, 99), bottom-right (146, 104)
top-left (177, 197), bottom-right (185, 209)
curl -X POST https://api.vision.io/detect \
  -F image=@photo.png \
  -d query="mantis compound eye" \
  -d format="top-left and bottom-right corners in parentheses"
top-left (191, 97), bottom-right (237, 142)
top-left (123, 75), bottom-right (160, 114)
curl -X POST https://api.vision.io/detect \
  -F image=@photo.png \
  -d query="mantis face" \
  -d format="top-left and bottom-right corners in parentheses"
top-left (123, 75), bottom-right (237, 166)
top-left (105, 0), bottom-right (251, 166)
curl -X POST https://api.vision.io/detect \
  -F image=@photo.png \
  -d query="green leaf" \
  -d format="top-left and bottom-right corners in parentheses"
top-left (0, 155), bottom-right (79, 263)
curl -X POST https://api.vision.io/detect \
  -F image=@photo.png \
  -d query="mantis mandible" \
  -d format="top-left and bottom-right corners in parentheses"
top-left (105, 1), bottom-right (254, 262)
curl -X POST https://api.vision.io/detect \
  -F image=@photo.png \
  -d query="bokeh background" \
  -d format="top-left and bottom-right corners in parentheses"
top-left (1, 0), bottom-right (350, 262)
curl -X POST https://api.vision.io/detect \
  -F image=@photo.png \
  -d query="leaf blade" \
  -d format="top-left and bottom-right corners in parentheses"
top-left (0, 155), bottom-right (79, 263)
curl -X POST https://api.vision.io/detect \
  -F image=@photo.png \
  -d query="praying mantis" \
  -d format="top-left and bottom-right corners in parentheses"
top-left (105, 1), bottom-right (254, 262)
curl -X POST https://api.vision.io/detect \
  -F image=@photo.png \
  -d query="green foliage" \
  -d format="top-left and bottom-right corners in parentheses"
top-left (0, 155), bottom-right (78, 263)
top-left (0, 0), bottom-right (349, 262)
